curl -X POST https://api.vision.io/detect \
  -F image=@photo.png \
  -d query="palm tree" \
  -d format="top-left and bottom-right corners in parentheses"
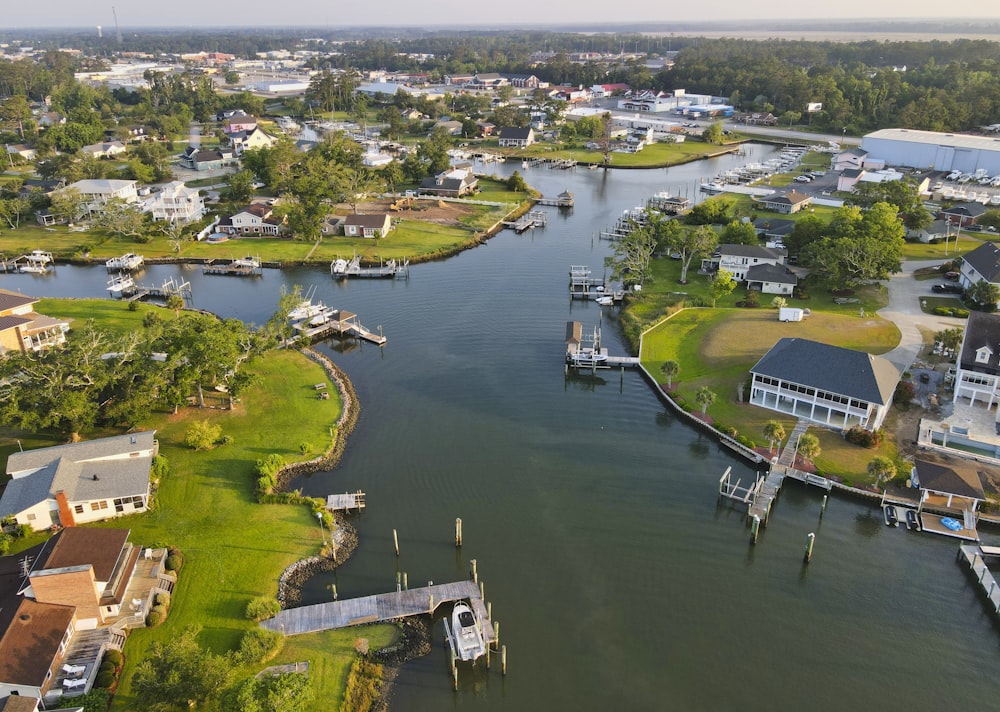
top-left (763, 420), bottom-right (786, 454)
top-left (867, 456), bottom-right (896, 487)
top-left (797, 433), bottom-right (821, 463)
top-left (166, 294), bottom-right (185, 317)
top-left (660, 360), bottom-right (680, 389)
top-left (695, 386), bottom-right (717, 415)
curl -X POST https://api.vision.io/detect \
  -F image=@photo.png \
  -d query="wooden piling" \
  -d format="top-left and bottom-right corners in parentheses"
top-left (331, 584), bottom-right (337, 600)
top-left (493, 621), bottom-right (500, 649)
top-left (470, 559), bottom-right (478, 584)
top-left (821, 495), bottom-right (828, 515)
top-left (804, 532), bottom-right (815, 563)
top-left (393, 529), bottom-right (399, 557)
top-left (487, 601), bottom-right (492, 623)
top-left (396, 571), bottom-right (401, 592)
top-left (479, 581), bottom-right (484, 601)
top-left (750, 514), bottom-right (760, 544)
top-left (403, 572), bottom-right (408, 590)
top-left (455, 518), bottom-right (463, 547)
top-left (501, 645), bottom-right (507, 675)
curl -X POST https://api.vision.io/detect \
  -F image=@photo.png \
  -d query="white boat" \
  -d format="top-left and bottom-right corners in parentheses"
top-left (106, 253), bottom-right (144, 271)
top-left (595, 296), bottom-right (614, 306)
top-left (992, 194), bottom-right (1000, 205)
top-left (27, 250), bottom-right (53, 265)
top-left (232, 255), bottom-right (261, 269)
top-left (573, 347), bottom-right (608, 365)
top-left (18, 263), bottom-right (49, 274)
top-left (308, 306), bottom-right (338, 327)
top-left (18, 250), bottom-right (53, 273)
top-left (700, 182), bottom-right (726, 195)
top-left (288, 299), bottom-right (327, 322)
top-left (445, 601), bottom-right (487, 663)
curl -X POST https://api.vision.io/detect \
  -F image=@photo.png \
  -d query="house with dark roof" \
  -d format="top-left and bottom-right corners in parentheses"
top-left (837, 168), bottom-right (865, 192)
top-left (702, 244), bottom-right (787, 282)
top-left (218, 203), bottom-right (285, 237)
top-left (0, 598), bottom-right (76, 701)
top-left (228, 126), bottom-right (275, 156)
top-left (745, 263), bottom-right (798, 295)
top-left (178, 145), bottom-right (238, 171)
top-left (958, 242), bottom-right (1000, 299)
top-left (497, 127), bottom-right (535, 148)
top-left (749, 338), bottom-right (899, 431)
top-left (0, 432), bottom-right (157, 531)
top-left (912, 458), bottom-right (986, 540)
top-left (343, 213), bottom-right (392, 238)
top-left (755, 190), bottom-right (813, 214)
top-left (419, 169), bottom-right (478, 197)
top-left (0, 289), bottom-right (70, 356)
top-left (833, 146), bottom-right (869, 171)
top-left (752, 218), bottom-right (795, 242)
top-left (952, 310), bottom-right (1000, 408)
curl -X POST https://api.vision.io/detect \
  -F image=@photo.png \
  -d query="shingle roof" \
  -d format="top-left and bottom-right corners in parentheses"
top-left (498, 127), bottom-right (532, 140)
top-left (344, 214), bottom-right (390, 228)
top-left (0, 598), bottom-right (75, 687)
top-left (0, 289), bottom-right (38, 313)
top-left (760, 190), bottom-right (811, 206)
top-left (913, 458), bottom-right (986, 500)
top-left (958, 310), bottom-right (1000, 374)
top-left (962, 242), bottom-right (1000, 283)
top-left (40, 528), bottom-right (130, 582)
top-left (719, 244), bottom-right (785, 259)
top-left (745, 264), bottom-right (798, 285)
top-left (751, 338), bottom-right (899, 405)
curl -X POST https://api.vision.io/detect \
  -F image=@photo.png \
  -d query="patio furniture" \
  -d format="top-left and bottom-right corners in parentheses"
top-left (62, 663), bottom-right (85, 676)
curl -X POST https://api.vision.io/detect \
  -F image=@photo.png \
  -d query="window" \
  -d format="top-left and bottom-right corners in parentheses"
top-left (74, 505), bottom-right (84, 514)
top-left (976, 347), bottom-right (991, 364)
top-left (26, 513), bottom-right (36, 521)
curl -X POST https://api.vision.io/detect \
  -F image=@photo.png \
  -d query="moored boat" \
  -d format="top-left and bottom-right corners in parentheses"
top-left (445, 600), bottom-right (487, 663)
top-left (884, 505), bottom-right (899, 527)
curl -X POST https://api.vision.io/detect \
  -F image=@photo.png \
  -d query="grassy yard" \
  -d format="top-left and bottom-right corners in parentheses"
top-left (900, 234), bottom-right (984, 260)
top-left (0, 300), bottom-right (396, 710)
top-left (496, 139), bottom-right (732, 167)
top-left (639, 308), bottom-right (902, 482)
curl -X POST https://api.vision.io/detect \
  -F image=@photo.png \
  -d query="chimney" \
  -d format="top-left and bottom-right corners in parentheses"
top-left (55, 490), bottom-right (75, 527)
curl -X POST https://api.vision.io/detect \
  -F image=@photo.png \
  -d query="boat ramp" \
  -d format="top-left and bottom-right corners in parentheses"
top-left (261, 579), bottom-right (493, 639)
top-left (331, 255), bottom-right (409, 279)
top-left (503, 210), bottom-right (547, 233)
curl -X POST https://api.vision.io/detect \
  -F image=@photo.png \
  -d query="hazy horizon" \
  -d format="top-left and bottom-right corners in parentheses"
top-left (4, 4), bottom-right (1000, 31)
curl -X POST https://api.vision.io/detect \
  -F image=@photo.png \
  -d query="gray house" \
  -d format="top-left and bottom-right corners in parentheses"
top-left (749, 338), bottom-right (898, 431)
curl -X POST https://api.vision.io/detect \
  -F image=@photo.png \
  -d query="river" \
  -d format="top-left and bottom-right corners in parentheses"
top-left (4, 144), bottom-right (999, 710)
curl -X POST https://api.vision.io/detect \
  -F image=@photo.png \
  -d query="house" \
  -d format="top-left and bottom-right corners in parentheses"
top-left (837, 168), bottom-right (866, 192)
top-left (178, 146), bottom-right (238, 171)
top-left (18, 178), bottom-right (65, 198)
top-left (952, 311), bottom-right (1000, 408)
top-left (222, 112), bottom-right (257, 133)
top-left (734, 112), bottom-right (778, 126)
top-left (0, 527), bottom-right (173, 704)
top-left (36, 112), bottom-right (65, 128)
top-left (755, 190), bottom-right (813, 214)
top-left (432, 120), bottom-right (463, 136)
top-left (419, 169), bottom-right (478, 197)
top-left (343, 213), bottom-right (392, 238)
top-left (745, 263), bottom-right (798, 295)
top-left (5, 144), bottom-right (36, 161)
top-left (0, 289), bottom-right (70, 355)
top-left (361, 150), bottom-right (393, 167)
top-left (0, 431), bottom-right (158, 531)
top-left (508, 74), bottom-right (542, 89)
top-left (749, 338), bottom-right (898, 431)
top-left (61, 179), bottom-right (138, 215)
top-left (958, 242), bottom-right (1000, 296)
top-left (475, 121), bottom-right (496, 136)
top-left (833, 147), bottom-right (869, 171)
top-left (752, 218), bottom-right (795, 242)
top-left (141, 180), bottom-right (205, 224)
top-left (702, 244), bottom-right (786, 282)
top-left (912, 458), bottom-right (986, 540)
top-left (218, 203), bottom-right (285, 237)
top-left (78, 141), bottom-right (126, 159)
top-left (227, 126), bottom-right (275, 156)
top-left (497, 127), bottom-right (535, 148)
top-left (940, 204), bottom-right (982, 229)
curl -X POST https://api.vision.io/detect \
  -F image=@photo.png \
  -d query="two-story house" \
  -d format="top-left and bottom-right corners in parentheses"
top-left (61, 179), bottom-right (138, 216)
top-left (178, 146), bottom-right (238, 171)
top-left (958, 242), bottom-right (1000, 303)
top-left (702, 244), bottom-right (787, 282)
top-left (218, 204), bottom-right (285, 237)
top-left (497, 127), bottom-right (535, 148)
top-left (141, 181), bottom-right (205, 224)
top-left (953, 310), bottom-right (1000, 409)
top-left (228, 126), bottom-right (275, 156)
top-left (0, 289), bottom-right (70, 355)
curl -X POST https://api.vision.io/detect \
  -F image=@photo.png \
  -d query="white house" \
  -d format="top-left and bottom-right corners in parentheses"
top-left (142, 181), bottom-right (205, 224)
top-left (953, 310), bottom-right (1000, 409)
top-left (745, 263), bottom-right (798, 295)
top-left (78, 141), bottom-right (127, 159)
top-left (703, 244), bottom-right (787, 282)
top-left (218, 203), bottom-right (284, 236)
top-left (0, 432), bottom-right (157, 531)
top-left (497, 127), bottom-right (535, 148)
top-left (62, 179), bottom-right (138, 215)
top-left (957, 242), bottom-right (1000, 300)
top-left (749, 338), bottom-right (899, 431)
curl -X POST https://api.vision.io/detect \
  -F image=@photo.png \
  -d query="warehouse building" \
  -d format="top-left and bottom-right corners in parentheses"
top-left (861, 128), bottom-right (1000, 174)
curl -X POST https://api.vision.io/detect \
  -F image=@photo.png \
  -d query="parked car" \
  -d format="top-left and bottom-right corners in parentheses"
top-left (944, 271), bottom-right (960, 281)
top-left (932, 283), bottom-right (964, 294)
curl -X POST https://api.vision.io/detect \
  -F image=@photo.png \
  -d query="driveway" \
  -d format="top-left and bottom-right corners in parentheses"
top-left (878, 259), bottom-right (966, 373)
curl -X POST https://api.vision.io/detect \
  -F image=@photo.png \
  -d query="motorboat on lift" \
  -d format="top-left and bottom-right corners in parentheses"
top-left (443, 600), bottom-right (487, 663)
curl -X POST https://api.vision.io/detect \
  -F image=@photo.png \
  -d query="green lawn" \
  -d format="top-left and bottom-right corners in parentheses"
top-left (900, 235), bottom-right (983, 260)
top-left (0, 300), bottom-right (396, 711)
top-left (639, 307), bottom-right (902, 482)
top-left (496, 140), bottom-right (732, 167)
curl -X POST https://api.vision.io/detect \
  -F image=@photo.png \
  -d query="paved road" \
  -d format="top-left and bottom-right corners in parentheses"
top-left (878, 259), bottom-right (966, 373)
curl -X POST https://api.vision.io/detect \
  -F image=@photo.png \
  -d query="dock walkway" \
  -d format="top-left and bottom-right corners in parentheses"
top-left (959, 544), bottom-right (1000, 615)
top-left (326, 491), bottom-right (366, 512)
top-left (261, 580), bottom-right (494, 639)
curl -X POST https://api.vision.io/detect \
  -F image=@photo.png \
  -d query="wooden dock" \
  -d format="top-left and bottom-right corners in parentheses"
top-left (565, 321), bottom-right (640, 370)
top-left (118, 276), bottom-right (192, 303)
top-left (718, 466), bottom-right (764, 508)
top-left (261, 580), bottom-right (494, 639)
top-left (536, 191), bottom-right (574, 208)
top-left (502, 211), bottom-right (547, 233)
top-left (292, 310), bottom-right (386, 346)
top-left (326, 491), bottom-right (366, 512)
top-left (747, 469), bottom-right (784, 524)
top-left (331, 256), bottom-right (409, 279)
top-left (203, 258), bottom-right (263, 277)
top-left (959, 544), bottom-right (1000, 615)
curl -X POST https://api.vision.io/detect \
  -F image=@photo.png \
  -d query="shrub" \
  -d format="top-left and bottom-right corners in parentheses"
top-left (184, 419), bottom-right (222, 450)
top-left (237, 629), bottom-right (284, 665)
top-left (95, 671), bottom-right (116, 689)
top-left (844, 426), bottom-right (884, 448)
top-left (299, 441), bottom-right (312, 454)
top-left (245, 596), bottom-right (281, 622)
top-left (257, 474), bottom-right (276, 495)
top-left (164, 554), bottom-right (183, 572)
top-left (150, 604), bottom-right (167, 618)
top-left (894, 380), bottom-right (916, 407)
top-left (0, 534), bottom-right (11, 556)
top-left (145, 610), bottom-right (163, 627)
top-left (99, 660), bottom-right (115, 675)
top-left (103, 649), bottom-right (124, 668)
top-left (256, 453), bottom-right (285, 478)
top-left (150, 454), bottom-right (169, 480)
top-left (737, 435), bottom-right (756, 449)
top-left (343, 658), bottom-right (384, 712)
top-left (128, 300), bottom-right (139, 312)
top-left (219, 434), bottom-right (235, 446)
top-left (154, 592), bottom-right (171, 607)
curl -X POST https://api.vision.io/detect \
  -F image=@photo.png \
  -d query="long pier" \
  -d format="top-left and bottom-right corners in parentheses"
top-left (261, 580), bottom-right (494, 639)
top-left (293, 311), bottom-right (386, 345)
top-left (959, 544), bottom-right (1000, 615)
top-left (203, 258), bottom-right (263, 277)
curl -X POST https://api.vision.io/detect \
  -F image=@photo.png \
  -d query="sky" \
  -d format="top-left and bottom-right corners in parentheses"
top-left (4, 3), bottom-right (1000, 30)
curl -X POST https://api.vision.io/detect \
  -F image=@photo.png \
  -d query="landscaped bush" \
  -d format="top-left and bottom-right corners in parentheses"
top-left (150, 454), bottom-right (169, 481)
top-left (245, 596), bottom-right (281, 622)
top-left (933, 306), bottom-right (970, 318)
top-left (894, 380), bottom-right (916, 407)
top-left (737, 435), bottom-right (756, 449)
top-left (342, 658), bottom-right (384, 712)
top-left (164, 554), bottom-right (183, 572)
top-left (236, 628), bottom-right (284, 665)
top-left (99, 660), bottom-right (115, 675)
top-left (95, 671), bottom-right (116, 689)
top-left (150, 604), bottom-right (167, 619)
top-left (844, 426), bottom-right (884, 448)
top-left (145, 610), bottom-right (163, 627)
top-left (103, 649), bottom-right (124, 668)
top-left (154, 592), bottom-right (170, 607)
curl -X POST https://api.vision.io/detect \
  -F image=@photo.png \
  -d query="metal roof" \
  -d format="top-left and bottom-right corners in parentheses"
top-left (864, 128), bottom-right (1000, 152)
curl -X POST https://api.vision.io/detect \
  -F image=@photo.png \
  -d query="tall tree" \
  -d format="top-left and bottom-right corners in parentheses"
top-left (711, 268), bottom-right (737, 307)
top-left (763, 420), bottom-right (786, 454)
top-left (131, 627), bottom-right (231, 711)
top-left (669, 225), bottom-right (718, 284)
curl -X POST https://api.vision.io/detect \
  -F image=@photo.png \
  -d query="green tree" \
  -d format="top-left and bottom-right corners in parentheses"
top-left (867, 455), bottom-right (896, 486)
top-left (660, 360), bottom-right (679, 389)
top-left (771, 296), bottom-right (787, 310)
top-left (934, 327), bottom-right (963, 354)
top-left (224, 70), bottom-right (240, 85)
top-left (226, 169), bottom-right (256, 204)
top-left (131, 627), bottom-right (231, 711)
top-left (721, 219), bottom-right (758, 245)
top-left (506, 170), bottom-right (528, 192)
top-left (380, 160), bottom-right (404, 196)
top-left (670, 225), bottom-right (718, 284)
top-left (225, 672), bottom-right (313, 712)
top-left (94, 197), bottom-right (151, 241)
top-left (165, 295), bottom-right (185, 317)
top-left (702, 121), bottom-right (725, 144)
top-left (797, 433), bottom-right (821, 463)
top-left (967, 280), bottom-right (1000, 312)
top-left (695, 386), bottom-right (717, 415)
top-left (763, 420), bottom-right (786, 454)
top-left (711, 268), bottom-right (737, 307)
top-left (184, 419), bottom-right (222, 450)
top-left (605, 216), bottom-right (658, 287)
